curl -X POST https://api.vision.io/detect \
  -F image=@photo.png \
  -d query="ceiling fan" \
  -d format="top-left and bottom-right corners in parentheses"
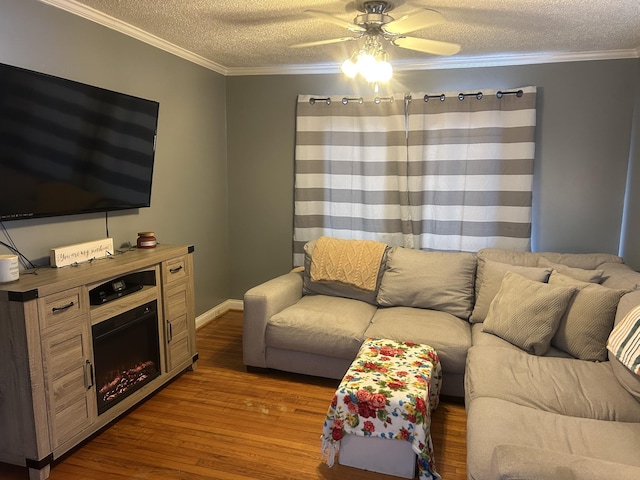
top-left (291, 0), bottom-right (461, 57)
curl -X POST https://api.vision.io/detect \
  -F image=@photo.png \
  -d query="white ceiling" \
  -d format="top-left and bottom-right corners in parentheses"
top-left (42, 0), bottom-right (640, 75)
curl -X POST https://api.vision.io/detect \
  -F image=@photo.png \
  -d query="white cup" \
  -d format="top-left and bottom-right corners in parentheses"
top-left (0, 254), bottom-right (19, 283)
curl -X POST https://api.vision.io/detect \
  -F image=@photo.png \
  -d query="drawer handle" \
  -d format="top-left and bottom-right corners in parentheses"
top-left (169, 266), bottom-right (183, 274)
top-left (52, 301), bottom-right (75, 313)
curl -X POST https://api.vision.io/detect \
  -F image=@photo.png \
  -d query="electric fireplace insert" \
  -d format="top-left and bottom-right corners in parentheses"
top-left (92, 300), bottom-right (161, 415)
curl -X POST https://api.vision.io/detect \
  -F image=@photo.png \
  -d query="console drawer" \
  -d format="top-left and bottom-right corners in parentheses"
top-left (39, 288), bottom-right (87, 331)
top-left (162, 256), bottom-right (188, 284)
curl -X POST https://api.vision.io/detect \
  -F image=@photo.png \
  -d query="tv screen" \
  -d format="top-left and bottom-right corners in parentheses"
top-left (0, 62), bottom-right (159, 221)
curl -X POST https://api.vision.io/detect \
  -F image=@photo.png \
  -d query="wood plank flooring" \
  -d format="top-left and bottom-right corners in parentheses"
top-left (0, 310), bottom-right (467, 480)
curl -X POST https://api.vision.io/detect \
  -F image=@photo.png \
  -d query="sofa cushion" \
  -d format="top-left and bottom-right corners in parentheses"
top-left (549, 271), bottom-right (627, 361)
top-left (266, 295), bottom-right (377, 360)
top-left (465, 345), bottom-right (640, 421)
top-left (610, 356), bottom-right (640, 403)
top-left (470, 259), bottom-right (552, 323)
top-left (600, 262), bottom-right (640, 291)
top-left (364, 306), bottom-right (471, 375)
top-left (537, 257), bottom-right (604, 283)
top-left (470, 323), bottom-right (574, 358)
top-left (302, 239), bottom-right (387, 305)
top-left (376, 248), bottom-right (476, 319)
top-left (477, 248), bottom-right (623, 269)
top-left (490, 445), bottom-right (640, 480)
top-left (482, 272), bottom-right (576, 355)
top-left (466, 397), bottom-right (640, 480)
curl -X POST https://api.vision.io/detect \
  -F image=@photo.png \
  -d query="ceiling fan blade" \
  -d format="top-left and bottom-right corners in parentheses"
top-left (305, 10), bottom-right (365, 33)
top-left (383, 9), bottom-right (446, 35)
top-left (290, 37), bottom-right (358, 49)
top-left (393, 36), bottom-right (461, 56)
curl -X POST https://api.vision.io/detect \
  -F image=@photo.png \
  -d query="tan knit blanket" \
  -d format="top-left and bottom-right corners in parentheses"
top-left (310, 236), bottom-right (387, 291)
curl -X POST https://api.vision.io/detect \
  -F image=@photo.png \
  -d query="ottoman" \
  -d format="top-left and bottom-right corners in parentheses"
top-left (321, 338), bottom-right (442, 480)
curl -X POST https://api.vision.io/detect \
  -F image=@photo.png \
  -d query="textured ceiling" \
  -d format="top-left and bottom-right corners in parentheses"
top-left (43, 0), bottom-right (640, 74)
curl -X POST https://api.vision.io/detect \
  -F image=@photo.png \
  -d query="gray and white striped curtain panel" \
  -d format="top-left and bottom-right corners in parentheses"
top-left (293, 87), bottom-right (537, 265)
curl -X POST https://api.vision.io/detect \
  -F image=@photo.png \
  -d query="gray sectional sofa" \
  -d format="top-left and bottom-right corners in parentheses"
top-left (243, 240), bottom-right (640, 479)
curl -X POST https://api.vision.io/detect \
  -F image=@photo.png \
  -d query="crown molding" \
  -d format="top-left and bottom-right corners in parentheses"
top-left (225, 62), bottom-right (340, 76)
top-left (226, 48), bottom-right (640, 76)
top-left (39, 0), bottom-right (640, 77)
top-left (38, 0), bottom-right (229, 75)
top-left (390, 48), bottom-right (640, 72)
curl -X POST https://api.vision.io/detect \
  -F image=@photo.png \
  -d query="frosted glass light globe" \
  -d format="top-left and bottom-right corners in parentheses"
top-left (376, 61), bottom-right (393, 82)
top-left (356, 53), bottom-right (376, 76)
top-left (341, 59), bottom-right (358, 78)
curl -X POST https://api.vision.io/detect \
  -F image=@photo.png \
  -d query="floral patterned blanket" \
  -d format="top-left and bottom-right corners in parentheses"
top-left (321, 338), bottom-right (442, 480)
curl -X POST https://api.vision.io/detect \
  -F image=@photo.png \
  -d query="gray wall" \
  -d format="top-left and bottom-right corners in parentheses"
top-left (620, 59), bottom-right (640, 268)
top-left (2, 1), bottom-right (639, 308)
top-left (0, 0), bottom-right (230, 315)
top-left (227, 60), bottom-right (640, 298)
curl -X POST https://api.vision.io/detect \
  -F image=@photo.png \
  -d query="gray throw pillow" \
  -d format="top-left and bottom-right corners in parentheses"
top-left (470, 259), bottom-right (552, 323)
top-left (482, 272), bottom-right (576, 355)
top-left (537, 257), bottom-right (604, 283)
top-left (549, 271), bottom-right (627, 361)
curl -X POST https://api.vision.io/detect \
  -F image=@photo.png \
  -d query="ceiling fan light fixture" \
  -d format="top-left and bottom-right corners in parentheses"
top-left (341, 56), bottom-right (359, 78)
top-left (302, 2), bottom-right (458, 87)
top-left (356, 51), bottom-right (377, 73)
top-left (375, 59), bottom-right (393, 82)
top-left (343, 36), bottom-right (393, 85)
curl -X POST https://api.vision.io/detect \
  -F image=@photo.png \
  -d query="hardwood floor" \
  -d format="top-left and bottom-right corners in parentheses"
top-left (0, 310), bottom-right (467, 480)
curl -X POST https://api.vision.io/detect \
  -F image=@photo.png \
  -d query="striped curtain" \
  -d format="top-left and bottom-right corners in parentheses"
top-left (293, 95), bottom-right (407, 265)
top-left (293, 87), bottom-right (537, 264)
top-left (406, 87), bottom-right (537, 251)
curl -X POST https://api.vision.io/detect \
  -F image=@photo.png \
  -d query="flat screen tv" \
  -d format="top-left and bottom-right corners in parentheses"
top-left (0, 62), bottom-right (159, 221)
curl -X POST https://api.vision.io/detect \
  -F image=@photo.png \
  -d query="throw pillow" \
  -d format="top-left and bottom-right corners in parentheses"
top-left (482, 272), bottom-right (577, 355)
top-left (470, 259), bottom-right (552, 323)
top-left (549, 271), bottom-right (627, 361)
top-left (537, 257), bottom-right (604, 283)
top-left (376, 248), bottom-right (477, 319)
top-left (607, 303), bottom-right (640, 376)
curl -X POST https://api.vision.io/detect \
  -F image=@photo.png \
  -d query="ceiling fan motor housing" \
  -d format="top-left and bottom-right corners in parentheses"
top-left (355, 12), bottom-right (393, 29)
top-left (355, 1), bottom-right (396, 32)
top-left (357, 1), bottom-right (396, 14)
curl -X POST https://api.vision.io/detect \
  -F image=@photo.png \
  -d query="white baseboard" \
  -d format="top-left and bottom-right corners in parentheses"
top-left (196, 299), bottom-right (243, 329)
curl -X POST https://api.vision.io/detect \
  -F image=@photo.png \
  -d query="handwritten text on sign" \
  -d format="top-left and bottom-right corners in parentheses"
top-left (50, 238), bottom-right (114, 268)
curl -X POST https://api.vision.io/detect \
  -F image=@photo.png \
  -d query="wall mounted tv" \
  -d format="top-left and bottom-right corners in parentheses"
top-left (0, 62), bottom-right (159, 221)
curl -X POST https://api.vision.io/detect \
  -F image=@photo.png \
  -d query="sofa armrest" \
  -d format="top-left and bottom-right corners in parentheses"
top-left (242, 271), bottom-right (303, 368)
top-left (491, 444), bottom-right (640, 480)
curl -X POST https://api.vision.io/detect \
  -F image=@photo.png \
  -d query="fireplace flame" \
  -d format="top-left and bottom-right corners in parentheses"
top-left (99, 360), bottom-right (157, 402)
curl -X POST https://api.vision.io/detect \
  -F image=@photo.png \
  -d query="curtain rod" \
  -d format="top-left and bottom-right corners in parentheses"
top-left (419, 89), bottom-right (524, 102)
top-left (308, 89), bottom-right (523, 106)
top-left (308, 95), bottom-right (395, 105)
